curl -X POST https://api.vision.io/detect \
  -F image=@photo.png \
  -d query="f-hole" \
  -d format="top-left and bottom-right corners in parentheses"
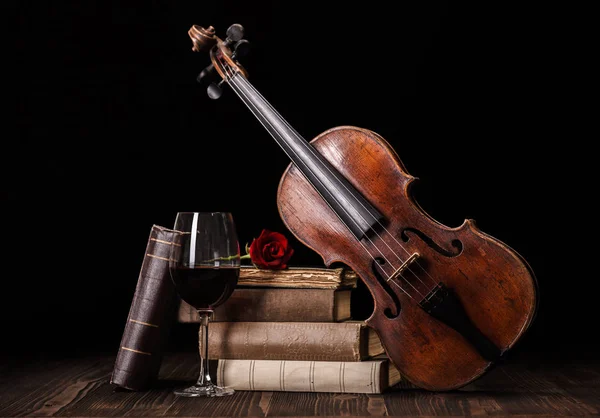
top-left (372, 257), bottom-right (401, 319)
top-left (401, 228), bottom-right (463, 257)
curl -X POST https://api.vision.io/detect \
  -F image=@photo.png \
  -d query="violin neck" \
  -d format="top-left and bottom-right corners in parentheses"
top-left (227, 74), bottom-right (384, 240)
top-left (228, 74), bottom-right (315, 173)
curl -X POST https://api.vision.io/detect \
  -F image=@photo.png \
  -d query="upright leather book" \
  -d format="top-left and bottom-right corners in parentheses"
top-left (110, 224), bottom-right (179, 391)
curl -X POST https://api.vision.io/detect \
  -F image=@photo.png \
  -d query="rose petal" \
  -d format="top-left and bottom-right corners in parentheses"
top-left (248, 229), bottom-right (293, 270)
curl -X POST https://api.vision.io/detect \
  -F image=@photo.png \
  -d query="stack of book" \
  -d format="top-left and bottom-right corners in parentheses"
top-left (178, 265), bottom-right (401, 394)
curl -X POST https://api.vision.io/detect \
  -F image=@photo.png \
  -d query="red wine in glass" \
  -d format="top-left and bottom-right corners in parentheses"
top-left (169, 212), bottom-right (240, 398)
top-left (172, 266), bottom-right (239, 310)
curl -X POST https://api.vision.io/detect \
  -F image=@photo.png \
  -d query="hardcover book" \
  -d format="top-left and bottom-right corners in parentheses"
top-left (178, 287), bottom-right (352, 322)
top-left (200, 321), bottom-right (384, 361)
top-left (232, 265), bottom-right (358, 289)
top-left (213, 356), bottom-right (401, 394)
top-left (110, 224), bottom-right (179, 391)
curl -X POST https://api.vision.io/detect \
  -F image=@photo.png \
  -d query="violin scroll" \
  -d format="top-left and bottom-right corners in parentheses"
top-left (188, 25), bottom-right (217, 52)
top-left (189, 23), bottom-right (251, 100)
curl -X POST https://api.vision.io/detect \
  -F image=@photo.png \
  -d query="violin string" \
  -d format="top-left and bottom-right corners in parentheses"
top-left (222, 67), bottom-right (424, 302)
top-left (229, 67), bottom-right (440, 292)
top-left (222, 63), bottom-right (434, 301)
top-left (221, 64), bottom-right (421, 300)
top-left (220, 63), bottom-right (423, 302)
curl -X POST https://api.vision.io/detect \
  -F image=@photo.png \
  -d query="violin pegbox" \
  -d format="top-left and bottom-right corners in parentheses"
top-left (189, 23), bottom-right (251, 100)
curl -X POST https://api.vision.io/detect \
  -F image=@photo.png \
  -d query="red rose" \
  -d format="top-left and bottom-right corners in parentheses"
top-left (248, 229), bottom-right (294, 270)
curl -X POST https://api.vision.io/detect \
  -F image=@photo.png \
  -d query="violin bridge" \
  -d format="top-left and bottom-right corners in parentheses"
top-left (388, 252), bottom-right (420, 282)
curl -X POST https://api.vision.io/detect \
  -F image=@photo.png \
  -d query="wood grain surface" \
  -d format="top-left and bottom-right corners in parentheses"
top-left (0, 351), bottom-right (597, 417)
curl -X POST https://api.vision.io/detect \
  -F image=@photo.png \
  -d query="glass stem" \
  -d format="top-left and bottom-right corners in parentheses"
top-left (197, 310), bottom-right (213, 387)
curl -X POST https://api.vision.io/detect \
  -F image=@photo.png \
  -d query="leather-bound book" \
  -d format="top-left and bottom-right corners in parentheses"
top-left (214, 356), bottom-right (402, 394)
top-left (178, 287), bottom-right (352, 322)
top-left (233, 265), bottom-right (358, 289)
top-left (201, 321), bottom-right (384, 362)
top-left (110, 224), bottom-right (179, 391)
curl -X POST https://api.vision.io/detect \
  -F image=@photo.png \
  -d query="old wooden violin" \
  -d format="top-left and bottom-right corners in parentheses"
top-left (188, 23), bottom-right (538, 391)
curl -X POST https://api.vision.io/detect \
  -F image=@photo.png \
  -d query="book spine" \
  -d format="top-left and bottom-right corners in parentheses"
top-left (178, 288), bottom-right (344, 322)
top-left (110, 225), bottom-right (179, 391)
top-left (216, 359), bottom-right (386, 393)
top-left (202, 321), bottom-right (366, 361)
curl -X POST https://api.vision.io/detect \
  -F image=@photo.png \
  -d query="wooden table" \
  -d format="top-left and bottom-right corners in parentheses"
top-left (1, 351), bottom-right (598, 417)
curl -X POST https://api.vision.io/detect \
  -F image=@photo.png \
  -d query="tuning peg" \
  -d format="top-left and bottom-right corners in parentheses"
top-left (197, 63), bottom-right (215, 84)
top-left (207, 80), bottom-right (225, 100)
top-left (232, 39), bottom-right (251, 60)
top-left (226, 24), bottom-right (244, 43)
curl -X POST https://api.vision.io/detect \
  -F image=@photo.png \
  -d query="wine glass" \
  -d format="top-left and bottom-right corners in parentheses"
top-left (169, 212), bottom-right (240, 397)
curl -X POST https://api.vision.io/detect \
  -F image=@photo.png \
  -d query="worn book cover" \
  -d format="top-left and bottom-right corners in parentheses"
top-left (201, 321), bottom-right (384, 361)
top-left (110, 225), bottom-right (179, 391)
top-left (178, 287), bottom-right (352, 322)
top-left (232, 265), bottom-right (358, 289)
top-left (214, 356), bottom-right (401, 394)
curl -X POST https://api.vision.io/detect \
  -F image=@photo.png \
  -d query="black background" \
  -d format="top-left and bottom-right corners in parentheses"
top-left (5, 1), bottom-right (592, 358)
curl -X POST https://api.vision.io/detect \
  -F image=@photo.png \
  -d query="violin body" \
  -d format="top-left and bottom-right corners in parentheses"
top-left (277, 126), bottom-right (537, 391)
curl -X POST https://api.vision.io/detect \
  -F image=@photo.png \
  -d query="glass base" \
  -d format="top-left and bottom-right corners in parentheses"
top-left (174, 382), bottom-right (235, 397)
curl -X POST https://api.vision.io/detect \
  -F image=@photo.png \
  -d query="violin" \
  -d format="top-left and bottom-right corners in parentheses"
top-left (188, 23), bottom-right (538, 391)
